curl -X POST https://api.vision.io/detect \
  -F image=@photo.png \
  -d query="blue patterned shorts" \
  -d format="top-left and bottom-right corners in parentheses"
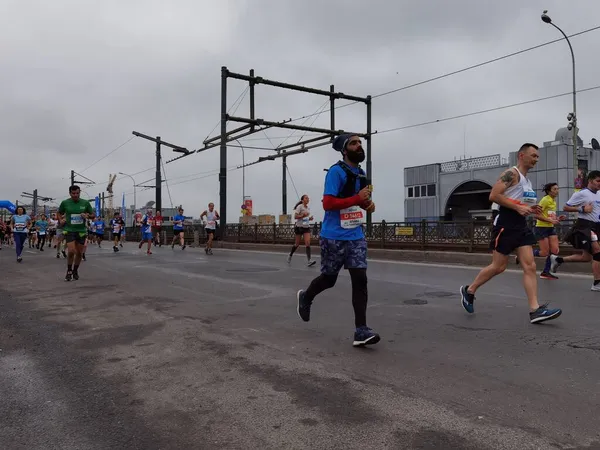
top-left (320, 237), bottom-right (367, 274)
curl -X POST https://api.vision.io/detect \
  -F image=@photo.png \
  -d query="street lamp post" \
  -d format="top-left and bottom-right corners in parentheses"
top-left (118, 172), bottom-right (136, 224)
top-left (541, 10), bottom-right (578, 186)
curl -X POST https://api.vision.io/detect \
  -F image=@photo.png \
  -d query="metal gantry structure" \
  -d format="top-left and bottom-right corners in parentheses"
top-left (167, 66), bottom-right (373, 233)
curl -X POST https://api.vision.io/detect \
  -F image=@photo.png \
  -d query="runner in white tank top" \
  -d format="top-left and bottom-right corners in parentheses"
top-left (459, 143), bottom-right (562, 324)
top-left (200, 202), bottom-right (219, 255)
top-left (549, 171), bottom-right (600, 290)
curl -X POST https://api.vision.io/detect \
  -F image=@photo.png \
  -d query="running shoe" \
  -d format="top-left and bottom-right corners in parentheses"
top-left (460, 285), bottom-right (475, 314)
top-left (549, 255), bottom-right (561, 273)
top-left (540, 272), bottom-right (558, 280)
top-left (529, 303), bottom-right (562, 324)
top-left (296, 290), bottom-right (311, 322)
top-left (353, 326), bottom-right (381, 347)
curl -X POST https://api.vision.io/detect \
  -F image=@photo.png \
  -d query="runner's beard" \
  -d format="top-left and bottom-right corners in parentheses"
top-left (346, 149), bottom-right (365, 164)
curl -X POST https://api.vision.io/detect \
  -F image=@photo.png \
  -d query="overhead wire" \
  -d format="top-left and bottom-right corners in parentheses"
top-left (161, 158), bottom-right (174, 209)
top-left (286, 165), bottom-right (300, 200)
top-left (203, 86), bottom-right (250, 141)
top-left (79, 136), bottom-right (135, 174)
top-left (284, 24), bottom-right (600, 124)
top-left (276, 99), bottom-right (329, 148)
top-left (376, 84), bottom-right (600, 135)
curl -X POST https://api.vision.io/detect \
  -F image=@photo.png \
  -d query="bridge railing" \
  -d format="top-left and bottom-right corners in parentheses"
top-left (117, 219), bottom-right (578, 253)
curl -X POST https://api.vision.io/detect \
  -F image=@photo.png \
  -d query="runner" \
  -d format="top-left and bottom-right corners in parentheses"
top-left (4, 219), bottom-right (13, 247)
top-left (200, 203), bottom-right (219, 255)
top-left (93, 216), bottom-right (105, 248)
top-left (0, 219), bottom-right (5, 250)
top-left (531, 183), bottom-right (566, 279)
top-left (28, 214), bottom-right (37, 248)
top-left (152, 210), bottom-right (163, 247)
top-left (11, 206), bottom-right (31, 262)
top-left (171, 207), bottom-right (186, 250)
top-left (287, 194), bottom-right (316, 266)
top-left (35, 213), bottom-right (49, 251)
top-left (110, 211), bottom-right (125, 252)
top-left (55, 215), bottom-right (67, 259)
top-left (138, 208), bottom-right (154, 255)
top-left (549, 171), bottom-right (600, 290)
top-left (296, 134), bottom-right (380, 347)
top-left (48, 213), bottom-right (58, 249)
top-left (459, 143), bottom-right (562, 324)
top-left (87, 219), bottom-right (96, 246)
top-left (57, 185), bottom-right (95, 281)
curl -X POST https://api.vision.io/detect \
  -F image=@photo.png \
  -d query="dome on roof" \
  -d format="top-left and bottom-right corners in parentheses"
top-left (555, 127), bottom-right (584, 146)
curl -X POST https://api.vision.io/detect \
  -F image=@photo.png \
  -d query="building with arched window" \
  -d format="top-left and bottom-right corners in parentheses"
top-left (404, 129), bottom-right (594, 222)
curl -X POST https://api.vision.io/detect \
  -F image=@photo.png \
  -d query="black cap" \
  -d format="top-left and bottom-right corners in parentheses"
top-left (332, 134), bottom-right (352, 153)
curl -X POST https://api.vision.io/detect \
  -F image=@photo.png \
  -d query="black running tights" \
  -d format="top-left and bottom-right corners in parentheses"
top-left (304, 268), bottom-right (368, 328)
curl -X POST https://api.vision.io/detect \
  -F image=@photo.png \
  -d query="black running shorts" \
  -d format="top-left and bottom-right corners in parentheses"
top-left (490, 226), bottom-right (536, 255)
top-left (294, 226), bottom-right (310, 236)
top-left (65, 231), bottom-right (87, 245)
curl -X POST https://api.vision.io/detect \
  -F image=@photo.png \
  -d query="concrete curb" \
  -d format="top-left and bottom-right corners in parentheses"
top-left (216, 241), bottom-right (592, 275)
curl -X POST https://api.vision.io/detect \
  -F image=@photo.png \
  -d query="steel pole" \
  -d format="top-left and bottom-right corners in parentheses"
top-left (545, 19), bottom-right (578, 186)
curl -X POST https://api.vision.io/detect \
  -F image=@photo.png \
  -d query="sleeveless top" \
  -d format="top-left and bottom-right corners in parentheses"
top-left (13, 214), bottom-right (29, 233)
top-left (494, 166), bottom-right (536, 229)
top-left (205, 211), bottom-right (218, 230)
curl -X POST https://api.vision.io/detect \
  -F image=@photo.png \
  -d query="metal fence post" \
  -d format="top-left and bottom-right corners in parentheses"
top-left (421, 219), bottom-right (427, 250)
top-left (468, 219), bottom-right (475, 253)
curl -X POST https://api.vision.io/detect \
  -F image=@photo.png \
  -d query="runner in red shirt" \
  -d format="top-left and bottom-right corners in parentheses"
top-left (152, 210), bottom-right (163, 247)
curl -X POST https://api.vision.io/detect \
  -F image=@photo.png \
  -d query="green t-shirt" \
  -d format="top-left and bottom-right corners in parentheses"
top-left (58, 198), bottom-right (94, 233)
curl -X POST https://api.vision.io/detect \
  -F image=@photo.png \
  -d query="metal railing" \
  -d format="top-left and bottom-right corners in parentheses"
top-left (114, 219), bottom-right (577, 253)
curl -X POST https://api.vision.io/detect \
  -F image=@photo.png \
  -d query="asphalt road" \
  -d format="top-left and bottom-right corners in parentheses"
top-left (1, 243), bottom-right (600, 450)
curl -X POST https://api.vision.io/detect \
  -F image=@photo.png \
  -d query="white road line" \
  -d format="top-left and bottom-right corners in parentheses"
top-left (216, 248), bottom-right (593, 280)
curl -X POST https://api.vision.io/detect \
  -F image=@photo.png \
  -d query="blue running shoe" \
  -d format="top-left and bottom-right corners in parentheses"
top-left (353, 326), bottom-right (380, 347)
top-left (296, 290), bottom-right (311, 322)
top-left (529, 303), bottom-right (562, 324)
top-left (460, 285), bottom-right (475, 314)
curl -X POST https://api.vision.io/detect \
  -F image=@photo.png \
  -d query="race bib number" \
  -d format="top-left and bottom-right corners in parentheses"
top-left (39, 231), bottom-right (46, 236)
top-left (592, 231), bottom-right (598, 242)
top-left (113, 224), bottom-right (121, 232)
top-left (522, 191), bottom-right (537, 205)
top-left (340, 206), bottom-right (364, 229)
top-left (302, 217), bottom-right (310, 227)
top-left (15, 223), bottom-right (25, 231)
top-left (548, 210), bottom-right (556, 220)
top-left (71, 214), bottom-right (83, 225)
top-left (207, 220), bottom-right (216, 227)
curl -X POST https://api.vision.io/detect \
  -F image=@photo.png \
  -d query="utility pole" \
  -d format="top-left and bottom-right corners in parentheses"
top-left (33, 189), bottom-right (38, 216)
top-left (219, 66), bottom-right (228, 232)
top-left (70, 170), bottom-right (95, 188)
top-left (21, 190), bottom-right (54, 216)
top-left (156, 136), bottom-right (162, 213)
top-left (131, 131), bottom-right (189, 214)
top-left (282, 152), bottom-right (287, 215)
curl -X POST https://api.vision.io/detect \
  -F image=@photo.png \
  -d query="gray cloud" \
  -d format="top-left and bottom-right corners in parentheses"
top-left (2, 0), bottom-right (600, 222)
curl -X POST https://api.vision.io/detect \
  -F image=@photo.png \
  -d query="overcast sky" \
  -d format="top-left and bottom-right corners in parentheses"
top-left (2, 0), bottom-right (600, 222)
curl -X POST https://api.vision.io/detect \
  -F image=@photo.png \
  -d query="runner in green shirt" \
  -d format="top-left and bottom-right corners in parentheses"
top-left (57, 185), bottom-right (95, 281)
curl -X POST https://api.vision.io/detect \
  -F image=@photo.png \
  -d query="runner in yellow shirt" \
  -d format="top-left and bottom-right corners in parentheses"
top-left (533, 183), bottom-right (566, 279)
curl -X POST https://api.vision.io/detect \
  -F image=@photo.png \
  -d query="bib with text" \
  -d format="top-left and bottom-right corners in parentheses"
top-left (340, 206), bottom-right (364, 229)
